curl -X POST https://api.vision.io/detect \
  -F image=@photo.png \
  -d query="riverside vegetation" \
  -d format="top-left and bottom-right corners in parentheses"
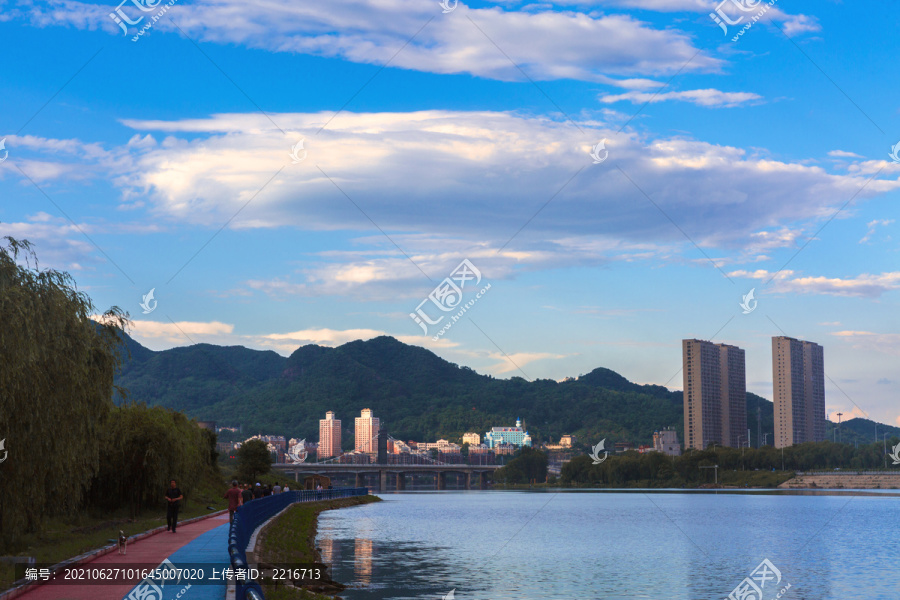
top-left (256, 496), bottom-right (382, 600)
top-left (0, 237), bottom-right (225, 590)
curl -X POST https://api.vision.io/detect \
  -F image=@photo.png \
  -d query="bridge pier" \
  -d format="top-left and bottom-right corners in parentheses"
top-left (396, 472), bottom-right (405, 491)
top-left (437, 472), bottom-right (446, 490)
top-left (464, 472), bottom-right (472, 490)
top-left (379, 470), bottom-right (387, 492)
top-left (355, 472), bottom-right (363, 488)
top-left (479, 472), bottom-right (488, 489)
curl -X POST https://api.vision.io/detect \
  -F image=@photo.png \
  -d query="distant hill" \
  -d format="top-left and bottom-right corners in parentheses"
top-left (113, 334), bottom-right (898, 449)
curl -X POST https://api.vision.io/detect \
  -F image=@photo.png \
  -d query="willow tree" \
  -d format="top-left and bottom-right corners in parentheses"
top-left (0, 236), bottom-right (127, 547)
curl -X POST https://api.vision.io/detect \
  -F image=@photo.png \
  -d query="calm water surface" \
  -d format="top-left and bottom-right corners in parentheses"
top-left (316, 490), bottom-right (900, 600)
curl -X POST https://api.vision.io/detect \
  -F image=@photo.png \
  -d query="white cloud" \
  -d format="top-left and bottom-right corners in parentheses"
top-left (859, 219), bottom-right (893, 244)
top-left (729, 270), bottom-right (900, 298)
top-left (487, 0), bottom-right (820, 36)
top-left (129, 319), bottom-right (236, 347)
top-left (828, 150), bottom-right (865, 159)
top-left (600, 89), bottom-right (762, 107)
top-left (18, 0), bottom-right (719, 81)
top-left (0, 213), bottom-right (97, 272)
top-left (831, 331), bottom-right (900, 357)
top-left (12, 110), bottom-right (900, 290)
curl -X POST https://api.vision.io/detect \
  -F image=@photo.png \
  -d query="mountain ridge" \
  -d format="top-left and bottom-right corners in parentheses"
top-left (113, 333), bottom-right (898, 447)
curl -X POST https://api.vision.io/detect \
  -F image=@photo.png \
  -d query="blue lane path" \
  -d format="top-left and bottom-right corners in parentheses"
top-left (120, 521), bottom-right (231, 600)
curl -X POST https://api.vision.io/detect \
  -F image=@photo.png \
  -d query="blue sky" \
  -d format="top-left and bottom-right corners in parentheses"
top-left (1, 0), bottom-right (898, 428)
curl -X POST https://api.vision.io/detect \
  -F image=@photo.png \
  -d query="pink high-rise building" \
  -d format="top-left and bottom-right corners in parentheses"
top-left (354, 408), bottom-right (380, 453)
top-left (318, 411), bottom-right (341, 459)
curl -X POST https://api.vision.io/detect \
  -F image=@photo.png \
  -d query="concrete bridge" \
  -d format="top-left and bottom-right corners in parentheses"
top-left (272, 462), bottom-right (501, 491)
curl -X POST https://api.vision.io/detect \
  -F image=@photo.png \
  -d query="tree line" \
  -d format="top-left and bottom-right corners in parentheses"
top-left (560, 439), bottom-right (900, 486)
top-left (0, 237), bottom-right (219, 547)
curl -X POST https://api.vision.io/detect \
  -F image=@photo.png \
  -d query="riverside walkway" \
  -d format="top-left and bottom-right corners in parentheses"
top-left (9, 513), bottom-right (231, 600)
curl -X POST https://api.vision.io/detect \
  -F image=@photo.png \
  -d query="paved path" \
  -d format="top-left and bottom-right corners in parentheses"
top-left (14, 514), bottom-right (231, 600)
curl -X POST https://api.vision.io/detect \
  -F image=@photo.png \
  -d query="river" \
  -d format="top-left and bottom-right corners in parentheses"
top-left (316, 489), bottom-right (899, 599)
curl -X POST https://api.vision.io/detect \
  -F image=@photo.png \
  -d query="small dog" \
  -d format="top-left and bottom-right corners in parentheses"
top-left (117, 531), bottom-right (128, 555)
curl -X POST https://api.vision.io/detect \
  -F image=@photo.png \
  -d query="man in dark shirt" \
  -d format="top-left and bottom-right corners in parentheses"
top-left (252, 483), bottom-right (263, 499)
top-left (224, 480), bottom-right (242, 523)
top-left (241, 484), bottom-right (253, 505)
top-left (165, 480), bottom-right (183, 533)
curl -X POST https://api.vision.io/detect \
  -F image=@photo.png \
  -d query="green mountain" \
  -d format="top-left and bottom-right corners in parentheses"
top-left (113, 334), bottom-right (897, 448)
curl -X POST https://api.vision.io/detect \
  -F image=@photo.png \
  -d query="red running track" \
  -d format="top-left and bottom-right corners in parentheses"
top-left (10, 513), bottom-right (230, 600)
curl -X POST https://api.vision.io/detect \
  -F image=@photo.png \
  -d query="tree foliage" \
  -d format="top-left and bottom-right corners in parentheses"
top-left (560, 438), bottom-right (900, 487)
top-left (237, 439), bottom-right (272, 482)
top-left (494, 447), bottom-right (549, 484)
top-left (89, 404), bottom-right (219, 516)
top-left (1, 236), bottom-right (220, 547)
top-left (0, 237), bottom-right (127, 545)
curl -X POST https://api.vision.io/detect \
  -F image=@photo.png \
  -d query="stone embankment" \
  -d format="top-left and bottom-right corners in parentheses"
top-left (779, 471), bottom-right (900, 489)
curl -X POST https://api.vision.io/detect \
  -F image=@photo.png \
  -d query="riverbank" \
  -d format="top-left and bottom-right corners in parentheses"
top-left (256, 495), bottom-right (381, 599)
top-left (779, 471), bottom-right (900, 490)
top-left (498, 469), bottom-right (795, 490)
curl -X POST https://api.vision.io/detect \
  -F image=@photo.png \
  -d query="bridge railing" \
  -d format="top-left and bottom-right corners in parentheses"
top-left (228, 487), bottom-right (369, 600)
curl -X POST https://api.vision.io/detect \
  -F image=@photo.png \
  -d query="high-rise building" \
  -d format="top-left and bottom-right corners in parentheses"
top-left (318, 411), bottom-right (341, 459)
top-left (772, 337), bottom-right (825, 448)
top-left (682, 339), bottom-right (747, 450)
top-left (355, 408), bottom-right (380, 453)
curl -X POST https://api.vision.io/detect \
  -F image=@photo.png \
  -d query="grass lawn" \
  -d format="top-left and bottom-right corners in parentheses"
top-left (256, 495), bottom-right (381, 599)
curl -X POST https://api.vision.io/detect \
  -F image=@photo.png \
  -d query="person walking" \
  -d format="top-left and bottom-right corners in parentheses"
top-left (272, 482), bottom-right (282, 495)
top-left (241, 483), bottom-right (253, 505)
top-left (253, 483), bottom-right (263, 500)
top-left (224, 480), bottom-right (242, 523)
top-left (165, 480), bottom-right (183, 533)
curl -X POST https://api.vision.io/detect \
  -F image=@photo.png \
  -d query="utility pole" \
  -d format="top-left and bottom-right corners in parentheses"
top-left (757, 406), bottom-right (761, 448)
top-left (884, 433), bottom-right (889, 469)
top-left (837, 412), bottom-right (843, 444)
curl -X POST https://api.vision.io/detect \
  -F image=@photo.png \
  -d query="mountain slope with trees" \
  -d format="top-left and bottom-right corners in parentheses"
top-left (112, 333), bottom-right (878, 448)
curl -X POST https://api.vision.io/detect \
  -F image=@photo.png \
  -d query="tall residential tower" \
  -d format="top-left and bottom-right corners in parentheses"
top-left (318, 411), bottom-right (342, 459)
top-left (772, 337), bottom-right (825, 448)
top-left (682, 339), bottom-right (747, 450)
top-left (355, 408), bottom-right (380, 453)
